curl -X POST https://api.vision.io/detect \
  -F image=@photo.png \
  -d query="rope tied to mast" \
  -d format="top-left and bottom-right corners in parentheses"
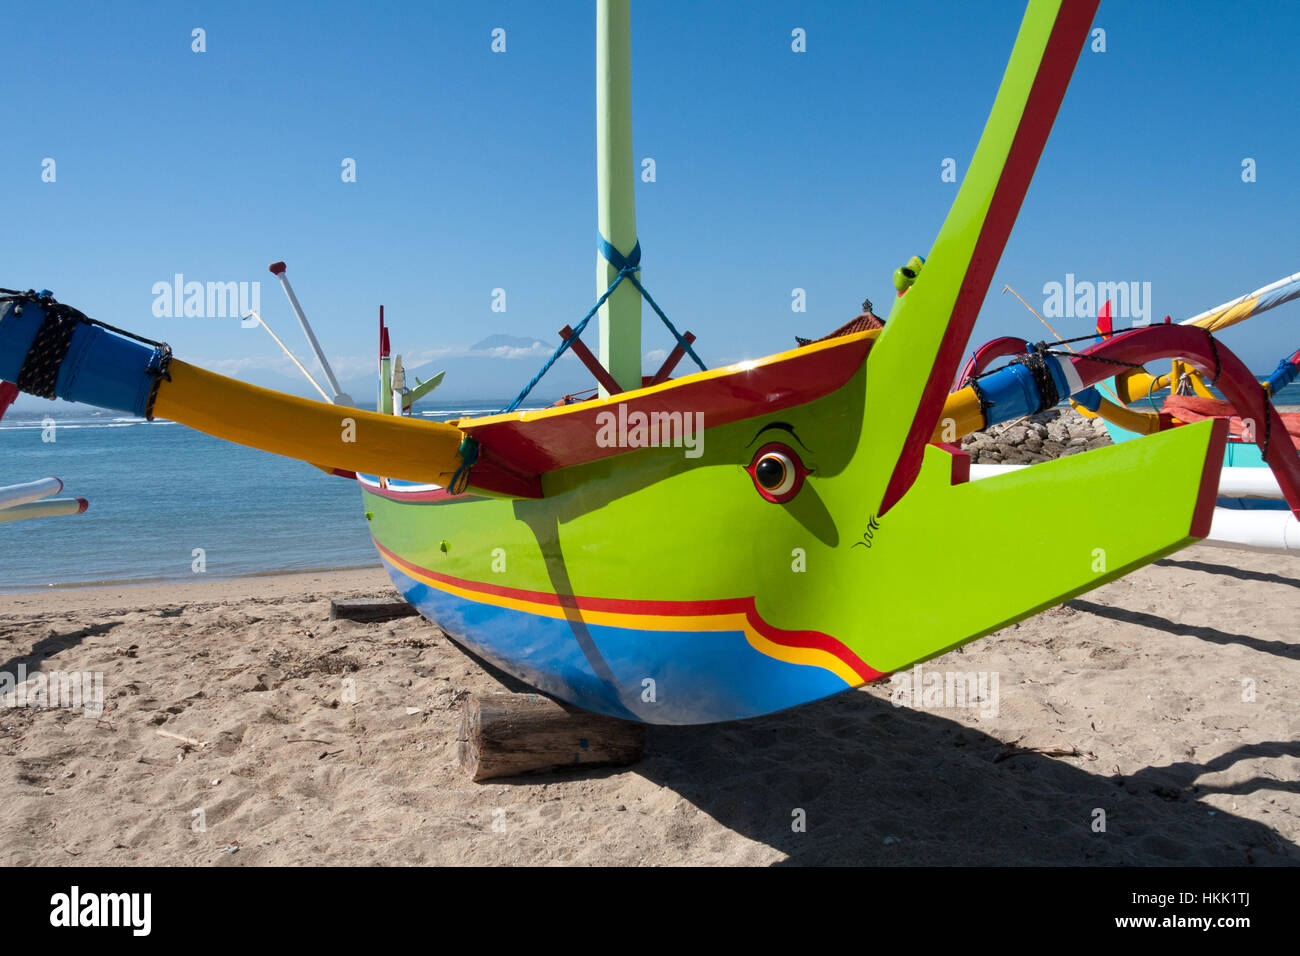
top-left (449, 238), bottom-right (706, 496)
top-left (495, 237), bottom-right (707, 418)
top-left (596, 236), bottom-right (707, 377)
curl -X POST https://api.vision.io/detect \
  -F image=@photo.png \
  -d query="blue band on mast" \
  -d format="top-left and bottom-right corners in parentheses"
top-left (598, 234), bottom-right (707, 375)
top-left (599, 236), bottom-right (641, 271)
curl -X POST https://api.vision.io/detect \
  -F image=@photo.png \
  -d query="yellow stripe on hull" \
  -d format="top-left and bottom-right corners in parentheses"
top-left (384, 551), bottom-right (865, 686)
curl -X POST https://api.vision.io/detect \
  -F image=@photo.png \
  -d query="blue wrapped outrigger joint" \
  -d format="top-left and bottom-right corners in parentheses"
top-left (0, 292), bottom-right (171, 418)
top-left (967, 344), bottom-right (1092, 428)
top-left (1265, 354), bottom-right (1300, 396)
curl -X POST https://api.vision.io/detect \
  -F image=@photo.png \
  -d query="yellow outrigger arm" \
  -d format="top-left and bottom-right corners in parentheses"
top-left (154, 361), bottom-right (466, 486)
top-left (0, 291), bottom-right (467, 487)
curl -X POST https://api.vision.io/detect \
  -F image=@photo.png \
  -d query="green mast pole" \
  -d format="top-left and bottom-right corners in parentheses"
top-left (596, 0), bottom-right (642, 395)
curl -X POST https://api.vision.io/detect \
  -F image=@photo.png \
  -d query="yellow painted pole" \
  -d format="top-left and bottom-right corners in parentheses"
top-left (596, 0), bottom-right (642, 394)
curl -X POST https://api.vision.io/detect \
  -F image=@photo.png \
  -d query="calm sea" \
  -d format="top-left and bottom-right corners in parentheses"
top-left (0, 403), bottom-right (516, 592)
top-left (2, 381), bottom-right (1297, 592)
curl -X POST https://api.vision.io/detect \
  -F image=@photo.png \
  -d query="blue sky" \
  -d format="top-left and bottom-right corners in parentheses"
top-left (6, 0), bottom-right (1299, 409)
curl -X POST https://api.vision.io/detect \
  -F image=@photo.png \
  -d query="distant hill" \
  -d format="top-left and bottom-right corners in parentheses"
top-left (468, 334), bottom-right (550, 354)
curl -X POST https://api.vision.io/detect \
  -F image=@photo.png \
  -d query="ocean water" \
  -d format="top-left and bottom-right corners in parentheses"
top-left (0, 403), bottom-right (514, 592)
top-left (2, 379), bottom-right (1297, 593)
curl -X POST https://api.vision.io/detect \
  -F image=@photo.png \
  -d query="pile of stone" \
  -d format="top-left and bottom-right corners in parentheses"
top-left (959, 406), bottom-right (1113, 465)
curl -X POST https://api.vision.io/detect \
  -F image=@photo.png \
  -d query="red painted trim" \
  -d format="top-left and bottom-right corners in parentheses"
top-left (880, 1), bottom-right (1099, 516)
top-left (1189, 418), bottom-right (1227, 538)
top-left (649, 331), bottom-right (696, 386)
top-left (0, 381), bottom-right (17, 422)
top-left (462, 333), bottom-right (873, 477)
top-left (1069, 325), bottom-right (1300, 519)
top-left (954, 337), bottom-right (1030, 389)
top-left (373, 541), bottom-right (883, 683)
top-left (363, 482), bottom-right (480, 503)
top-left (932, 442), bottom-right (970, 485)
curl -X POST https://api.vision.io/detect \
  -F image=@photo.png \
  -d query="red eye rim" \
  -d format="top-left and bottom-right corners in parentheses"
top-left (745, 442), bottom-right (808, 503)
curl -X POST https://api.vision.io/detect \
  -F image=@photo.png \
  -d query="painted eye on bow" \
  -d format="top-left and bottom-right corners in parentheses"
top-left (746, 442), bottom-right (808, 503)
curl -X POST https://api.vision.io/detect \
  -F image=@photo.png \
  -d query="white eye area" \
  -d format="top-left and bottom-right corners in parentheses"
top-left (754, 451), bottom-right (796, 496)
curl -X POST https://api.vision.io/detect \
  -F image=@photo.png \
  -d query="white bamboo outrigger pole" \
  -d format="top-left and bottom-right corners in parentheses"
top-left (268, 261), bottom-right (354, 406)
top-left (0, 476), bottom-right (63, 511)
top-left (242, 310), bottom-right (332, 403)
top-left (0, 497), bottom-right (88, 524)
top-left (596, 0), bottom-right (642, 395)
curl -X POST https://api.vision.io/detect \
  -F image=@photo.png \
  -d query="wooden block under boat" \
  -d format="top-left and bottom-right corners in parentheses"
top-left (328, 596), bottom-right (419, 623)
top-left (458, 691), bottom-right (645, 782)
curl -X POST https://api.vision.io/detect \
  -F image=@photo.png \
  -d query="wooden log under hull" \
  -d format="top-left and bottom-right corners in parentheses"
top-left (458, 691), bottom-right (645, 782)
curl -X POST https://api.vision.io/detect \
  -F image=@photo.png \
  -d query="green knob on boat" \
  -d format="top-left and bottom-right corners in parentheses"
top-left (893, 255), bottom-right (926, 293)
top-left (364, 511), bottom-right (373, 521)
top-left (440, 540), bottom-right (450, 553)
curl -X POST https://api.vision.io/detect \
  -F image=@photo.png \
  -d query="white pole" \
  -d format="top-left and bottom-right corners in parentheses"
top-left (1181, 269), bottom-right (1300, 332)
top-left (0, 497), bottom-right (88, 524)
top-left (391, 355), bottom-right (406, 417)
top-left (268, 261), bottom-right (353, 405)
top-left (0, 476), bottom-right (63, 511)
top-left (244, 311), bottom-right (332, 402)
top-left (1201, 507), bottom-right (1300, 553)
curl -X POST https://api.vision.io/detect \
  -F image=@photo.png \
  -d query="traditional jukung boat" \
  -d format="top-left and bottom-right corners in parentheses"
top-left (3, 0), bottom-right (1298, 722)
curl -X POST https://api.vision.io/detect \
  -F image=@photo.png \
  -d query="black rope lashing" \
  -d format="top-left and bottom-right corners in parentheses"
top-left (1012, 347), bottom-right (1059, 413)
top-left (969, 378), bottom-right (992, 419)
top-left (14, 304), bottom-right (78, 398)
top-left (2, 288), bottom-right (173, 414)
top-left (1203, 328), bottom-right (1222, 387)
top-left (143, 345), bottom-right (173, 421)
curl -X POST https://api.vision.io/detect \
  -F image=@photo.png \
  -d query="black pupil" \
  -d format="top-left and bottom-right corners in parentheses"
top-left (755, 456), bottom-right (786, 489)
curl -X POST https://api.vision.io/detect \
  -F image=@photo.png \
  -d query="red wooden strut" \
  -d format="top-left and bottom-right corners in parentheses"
top-left (559, 325), bottom-right (624, 396)
top-left (1070, 325), bottom-right (1300, 519)
top-left (649, 331), bottom-right (697, 386)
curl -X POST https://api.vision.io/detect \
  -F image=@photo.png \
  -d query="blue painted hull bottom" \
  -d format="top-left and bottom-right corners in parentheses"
top-left (379, 560), bottom-right (854, 725)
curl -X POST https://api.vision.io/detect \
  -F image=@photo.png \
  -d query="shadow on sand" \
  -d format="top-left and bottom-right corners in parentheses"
top-left (446, 633), bottom-right (1295, 865)
top-left (630, 690), bottom-right (1297, 865)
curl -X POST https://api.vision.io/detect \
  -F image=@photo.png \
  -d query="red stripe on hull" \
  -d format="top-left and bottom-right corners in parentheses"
top-left (373, 540), bottom-right (883, 683)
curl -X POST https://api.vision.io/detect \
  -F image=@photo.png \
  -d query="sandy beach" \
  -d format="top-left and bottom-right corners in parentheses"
top-left (1, 543), bottom-right (1296, 866)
